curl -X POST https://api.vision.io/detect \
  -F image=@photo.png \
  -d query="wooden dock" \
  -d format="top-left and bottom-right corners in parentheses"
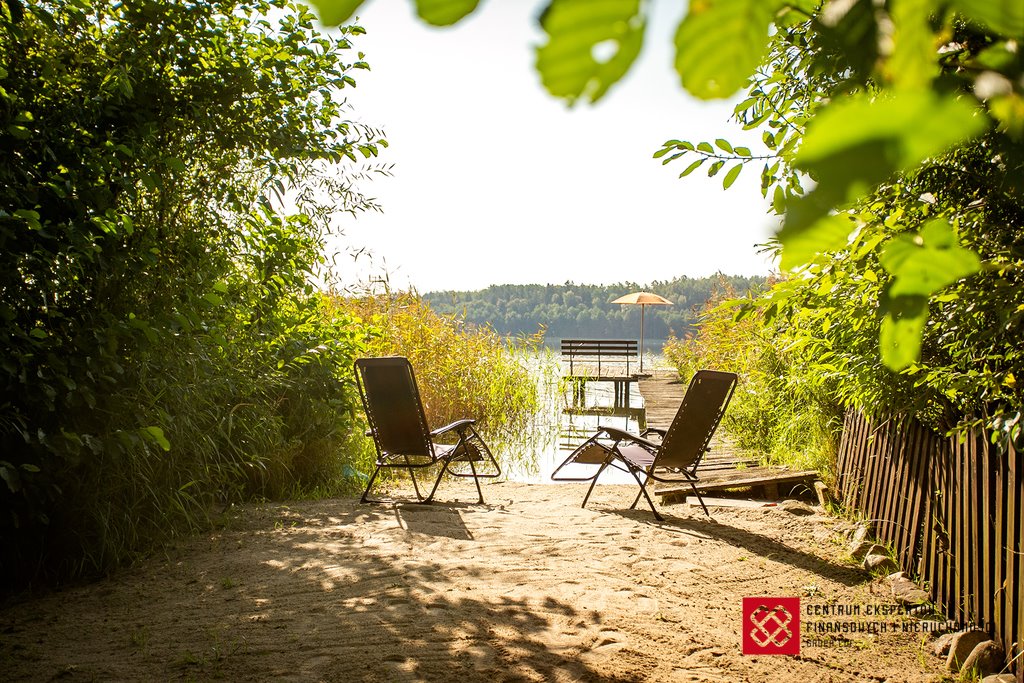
top-left (636, 372), bottom-right (819, 502)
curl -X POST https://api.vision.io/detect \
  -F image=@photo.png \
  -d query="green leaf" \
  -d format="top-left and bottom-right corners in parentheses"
top-left (674, 0), bottom-right (783, 99)
top-left (888, 0), bottom-right (939, 88)
top-left (771, 184), bottom-right (786, 214)
top-left (309, 0), bottom-right (366, 25)
top-left (679, 158), bottom-right (705, 177)
top-left (722, 163), bottom-right (743, 189)
top-left (778, 214), bottom-right (857, 271)
top-left (163, 157), bottom-right (186, 172)
top-left (783, 91), bottom-right (988, 246)
top-left (141, 426), bottom-right (171, 452)
top-left (797, 91), bottom-right (986, 183)
top-left (715, 138), bottom-right (733, 153)
top-left (949, 0), bottom-right (1024, 37)
top-left (879, 294), bottom-right (929, 370)
top-left (415, 0), bottom-right (479, 26)
top-left (697, 141), bottom-right (714, 153)
top-left (7, 124), bottom-right (31, 139)
top-left (535, 0), bottom-right (646, 104)
top-left (0, 463), bottom-right (21, 494)
top-left (878, 219), bottom-right (982, 297)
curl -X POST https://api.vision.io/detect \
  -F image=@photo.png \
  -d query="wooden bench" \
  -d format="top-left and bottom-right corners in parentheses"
top-left (560, 339), bottom-right (638, 379)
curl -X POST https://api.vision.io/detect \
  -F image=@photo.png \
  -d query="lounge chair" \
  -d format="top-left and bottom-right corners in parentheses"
top-left (550, 369), bottom-right (738, 520)
top-left (354, 356), bottom-right (500, 504)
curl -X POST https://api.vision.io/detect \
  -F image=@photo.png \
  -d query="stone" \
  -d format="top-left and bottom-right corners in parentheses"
top-left (945, 629), bottom-right (991, 672)
top-left (778, 499), bottom-right (815, 516)
top-left (961, 640), bottom-right (1005, 678)
top-left (849, 539), bottom-right (875, 561)
top-left (862, 545), bottom-right (898, 573)
top-left (932, 632), bottom-right (955, 658)
top-left (981, 674), bottom-right (1016, 683)
top-left (887, 574), bottom-right (931, 607)
top-left (850, 521), bottom-right (875, 545)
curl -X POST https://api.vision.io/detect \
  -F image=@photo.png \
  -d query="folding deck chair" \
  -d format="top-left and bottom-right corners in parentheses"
top-left (354, 356), bottom-right (500, 504)
top-left (551, 369), bottom-right (738, 520)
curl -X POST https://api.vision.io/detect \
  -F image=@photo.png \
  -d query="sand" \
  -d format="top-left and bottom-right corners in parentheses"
top-left (0, 481), bottom-right (947, 682)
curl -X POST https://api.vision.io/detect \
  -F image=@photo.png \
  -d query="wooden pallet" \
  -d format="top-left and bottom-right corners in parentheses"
top-left (654, 465), bottom-right (820, 502)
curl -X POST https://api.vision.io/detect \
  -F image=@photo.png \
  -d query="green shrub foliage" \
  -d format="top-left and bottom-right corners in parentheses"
top-left (662, 14), bottom-right (1023, 447)
top-left (663, 282), bottom-right (843, 479)
top-left (0, 0), bottom-right (385, 586)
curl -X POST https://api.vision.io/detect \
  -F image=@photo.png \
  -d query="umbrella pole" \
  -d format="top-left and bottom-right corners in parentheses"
top-left (639, 304), bottom-right (645, 373)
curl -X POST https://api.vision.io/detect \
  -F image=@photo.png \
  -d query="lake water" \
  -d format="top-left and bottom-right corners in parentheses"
top-left (504, 351), bottom-right (673, 485)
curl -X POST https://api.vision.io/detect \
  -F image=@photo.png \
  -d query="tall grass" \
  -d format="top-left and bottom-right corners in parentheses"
top-left (662, 283), bottom-right (842, 481)
top-left (331, 291), bottom-right (542, 473)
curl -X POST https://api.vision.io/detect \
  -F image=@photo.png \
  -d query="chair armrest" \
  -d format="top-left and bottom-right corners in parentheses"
top-left (430, 419), bottom-right (475, 437)
top-left (601, 426), bottom-right (660, 450)
top-left (641, 427), bottom-right (666, 438)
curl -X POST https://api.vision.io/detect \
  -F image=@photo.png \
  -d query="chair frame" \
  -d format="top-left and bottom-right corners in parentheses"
top-left (354, 356), bottom-right (500, 505)
top-left (551, 369), bottom-right (737, 520)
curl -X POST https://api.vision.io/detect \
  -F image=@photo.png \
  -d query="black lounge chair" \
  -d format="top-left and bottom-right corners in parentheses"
top-left (551, 369), bottom-right (738, 520)
top-left (354, 356), bottom-right (500, 504)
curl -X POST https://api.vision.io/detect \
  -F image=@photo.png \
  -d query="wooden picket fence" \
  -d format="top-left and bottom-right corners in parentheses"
top-left (835, 410), bottom-right (1023, 680)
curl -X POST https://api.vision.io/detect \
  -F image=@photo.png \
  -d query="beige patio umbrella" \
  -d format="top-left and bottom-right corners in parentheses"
top-left (611, 291), bottom-right (673, 373)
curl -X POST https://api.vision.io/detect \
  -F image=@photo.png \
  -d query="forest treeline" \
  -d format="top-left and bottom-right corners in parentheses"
top-left (423, 275), bottom-right (768, 340)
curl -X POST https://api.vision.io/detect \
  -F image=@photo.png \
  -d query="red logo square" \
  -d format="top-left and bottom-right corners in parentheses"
top-left (743, 597), bottom-right (800, 655)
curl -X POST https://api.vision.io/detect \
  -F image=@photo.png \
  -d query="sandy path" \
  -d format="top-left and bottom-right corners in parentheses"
top-left (1, 482), bottom-right (944, 681)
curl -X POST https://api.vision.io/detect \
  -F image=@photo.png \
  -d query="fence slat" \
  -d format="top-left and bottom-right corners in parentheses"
top-left (837, 411), bottom-right (1020, 680)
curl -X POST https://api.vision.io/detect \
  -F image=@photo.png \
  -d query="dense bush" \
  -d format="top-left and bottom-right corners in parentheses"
top-left (663, 284), bottom-right (843, 478)
top-left (661, 13), bottom-right (1024, 451)
top-left (0, 0), bottom-right (385, 587)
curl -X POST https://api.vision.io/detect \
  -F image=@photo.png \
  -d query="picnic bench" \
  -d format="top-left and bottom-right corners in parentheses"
top-left (561, 339), bottom-right (638, 406)
top-left (560, 339), bottom-right (638, 379)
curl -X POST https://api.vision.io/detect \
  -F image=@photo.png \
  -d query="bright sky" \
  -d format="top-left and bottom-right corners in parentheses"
top-left (327, 0), bottom-right (779, 293)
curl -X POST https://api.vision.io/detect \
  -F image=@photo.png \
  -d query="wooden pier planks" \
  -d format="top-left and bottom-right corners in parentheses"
top-left (636, 373), bottom-right (819, 501)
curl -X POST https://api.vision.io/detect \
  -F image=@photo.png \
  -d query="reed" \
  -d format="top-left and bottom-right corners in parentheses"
top-left (662, 285), bottom-right (842, 481)
top-left (331, 291), bottom-right (541, 473)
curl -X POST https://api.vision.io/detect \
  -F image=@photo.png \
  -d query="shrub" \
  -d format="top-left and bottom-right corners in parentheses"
top-left (663, 283), bottom-right (842, 479)
top-left (0, 0), bottom-right (382, 587)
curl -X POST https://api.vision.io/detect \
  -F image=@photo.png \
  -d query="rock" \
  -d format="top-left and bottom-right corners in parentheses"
top-left (961, 640), bottom-right (1005, 678)
top-left (778, 499), bottom-right (815, 516)
top-left (946, 629), bottom-right (991, 672)
top-left (849, 539), bottom-right (875, 561)
top-left (981, 674), bottom-right (1016, 683)
top-left (933, 632), bottom-right (955, 658)
top-left (862, 545), bottom-right (898, 573)
top-left (887, 574), bottom-right (930, 607)
top-left (850, 521), bottom-right (875, 545)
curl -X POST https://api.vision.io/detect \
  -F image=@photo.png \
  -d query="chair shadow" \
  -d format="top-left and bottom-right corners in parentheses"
top-left (392, 501), bottom-right (499, 540)
top-left (606, 507), bottom-right (865, 587)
